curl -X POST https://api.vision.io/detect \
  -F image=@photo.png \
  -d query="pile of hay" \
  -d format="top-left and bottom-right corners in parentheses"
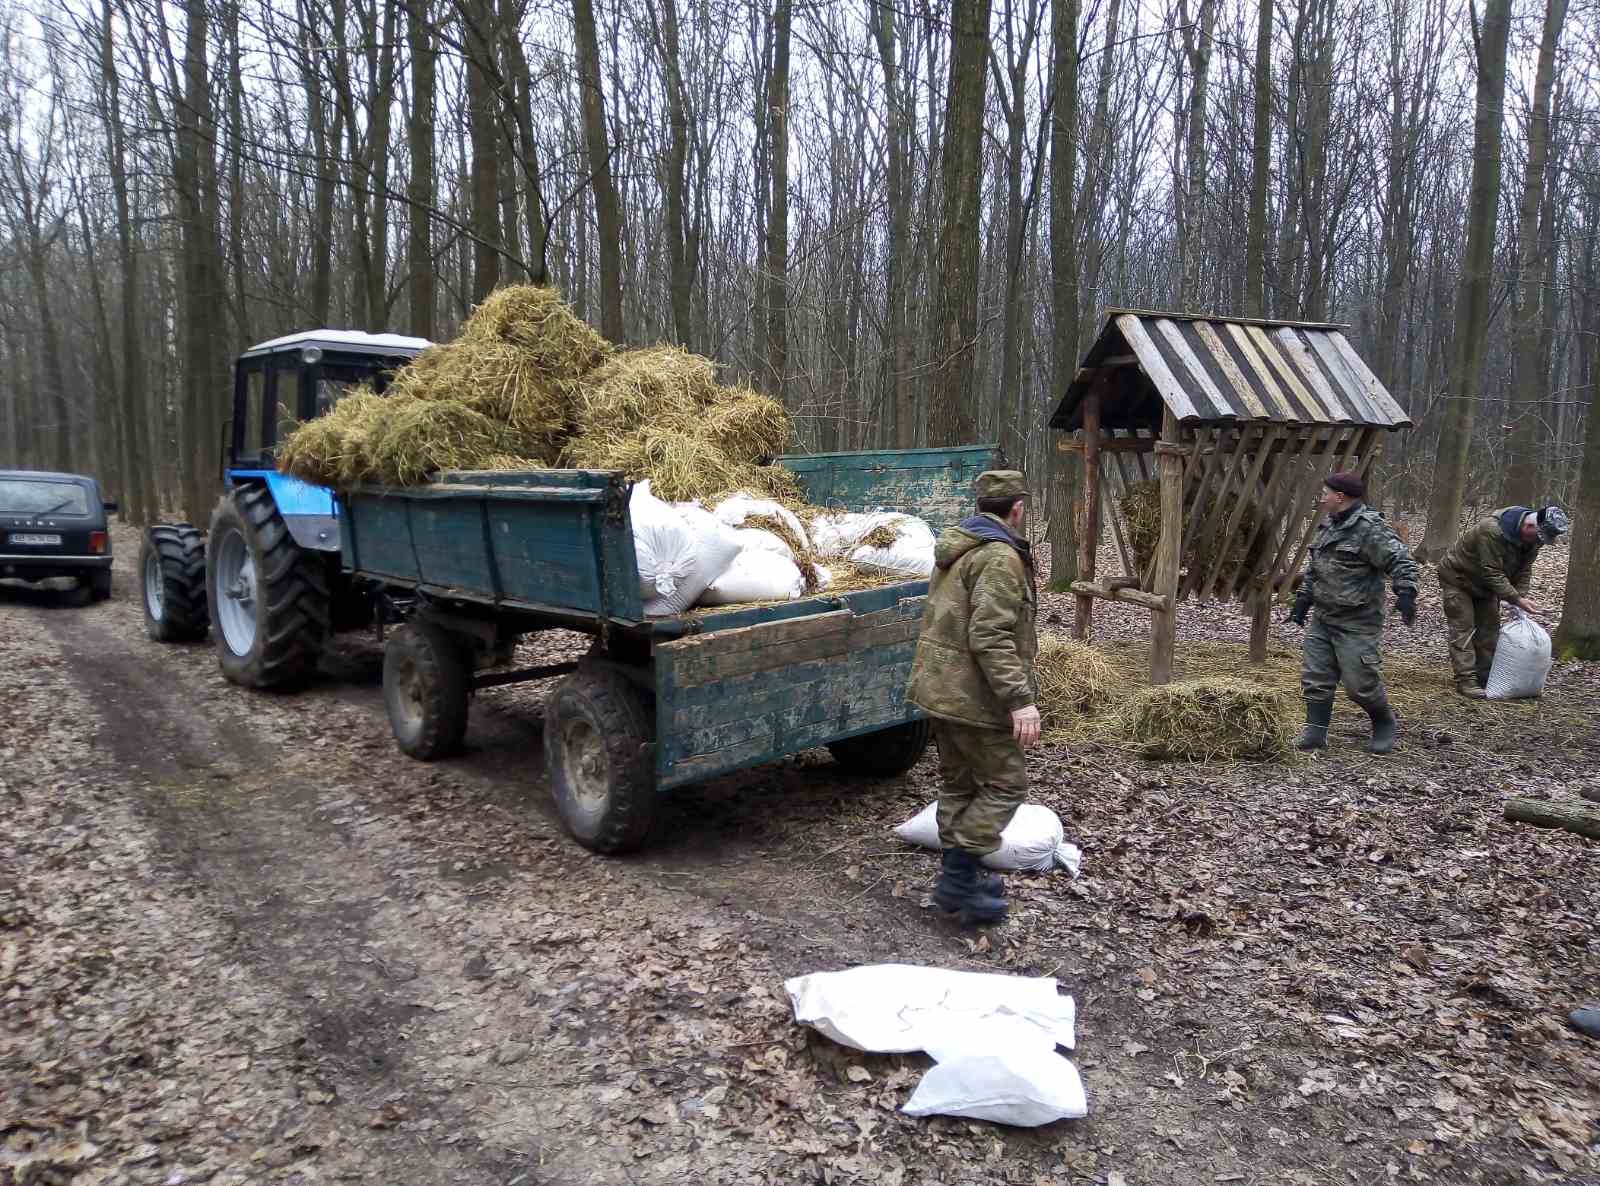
top-left (1111, 678), bottom-right (1293, 761)
top-left (276, 284), bottom-right (794, 503)
top-left (1034, 635), bottom-right (1117, 731)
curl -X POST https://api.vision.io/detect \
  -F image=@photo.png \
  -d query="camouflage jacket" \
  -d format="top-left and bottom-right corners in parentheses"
top-left (907, 514), bottom-right (1038, 730)
top-left (1437, 508), bottom-right (1540, 601)
top-left (1301, 504), bottom-right (1419, 622)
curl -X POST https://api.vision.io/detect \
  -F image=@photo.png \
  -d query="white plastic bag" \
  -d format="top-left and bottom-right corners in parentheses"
top-left (785, 964), bottom-right (1085, 1128)
top-left (894, 801), bottom-right (1081, 876)
top-left (700, 549), bottom-right (806, 605)
top-left (851, 515), bottom-right (936, 577)
top-left (785, 964), bottom-right (1076, 1054)
top-left (733, 527), bottom-right (795, 562)
top-left (634, 484), bottom-right (742, 617)
top-left (712, 493), bottom-right (809, 551)
top-left (1486, 608), bottom-right (1553, 700)
top-left (903, 1044), bottom-right (1088, 1127)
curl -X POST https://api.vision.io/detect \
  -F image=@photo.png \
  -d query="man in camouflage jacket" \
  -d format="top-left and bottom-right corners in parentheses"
top-left (1436, 505), bottom-right (1569, 697)
top-left (907, 470), bottom-right (1039, 925)
top-left (1289, 471), bottom-right (1419, 754)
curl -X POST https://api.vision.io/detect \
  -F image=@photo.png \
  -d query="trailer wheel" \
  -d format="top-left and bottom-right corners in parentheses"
top-left (383, 621), bottom-right (471, 760)
top-left (545, 664), bottom-right (657, 854)
top-left (140, 524), bottom-right (209, 641)
top-left (827, 718), bottom-right (932, 776)
top-left (207, 486), bottom-right (329, 689)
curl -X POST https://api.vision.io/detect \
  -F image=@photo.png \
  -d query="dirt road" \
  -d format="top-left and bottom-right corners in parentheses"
top-left (2, 532), bottom-right (1596, 1185)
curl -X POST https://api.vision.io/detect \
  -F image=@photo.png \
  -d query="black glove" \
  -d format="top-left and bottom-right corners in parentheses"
top-left (1396, 588), bottom-right (1417, 626)
top-left (1289, 590), bottom-right (1311, 627)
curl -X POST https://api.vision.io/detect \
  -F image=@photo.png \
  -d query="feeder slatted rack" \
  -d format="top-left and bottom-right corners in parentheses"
top-left (1050, 310), bottom-right (1412, 685)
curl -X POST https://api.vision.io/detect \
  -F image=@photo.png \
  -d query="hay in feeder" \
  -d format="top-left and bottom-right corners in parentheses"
top-left (700, 387), bottom-right (790, 463)
top-left (459, 284), bottom-right (610, 378)
top-left (573, 346), bottom-right (716, 437)
top-left (1034, 635), bottom-right (1119, 731)
top-left (1111, 677), bottom-right (1292, 761)
top-left (362, 396), bottom-right (507, 487)
top-left (1120, 479), bottom-right (1267, 592)
top-left (1122, 480), bottom-right (1162, 574)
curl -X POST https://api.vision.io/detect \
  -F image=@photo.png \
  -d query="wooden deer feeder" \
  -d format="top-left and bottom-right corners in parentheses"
top-left (1049, 310), bottom-right (1411, 684)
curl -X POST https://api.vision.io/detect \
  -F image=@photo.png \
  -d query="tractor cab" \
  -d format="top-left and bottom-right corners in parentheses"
top-left (140, 328), bottom-right (431, 690)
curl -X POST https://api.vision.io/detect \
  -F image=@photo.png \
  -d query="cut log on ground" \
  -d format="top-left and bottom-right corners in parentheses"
top-left (1504, 797), bottom-right (1600, 841)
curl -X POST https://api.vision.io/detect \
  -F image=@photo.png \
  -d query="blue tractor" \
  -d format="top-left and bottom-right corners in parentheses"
top-left (140, 330), bottom-right (430, 688)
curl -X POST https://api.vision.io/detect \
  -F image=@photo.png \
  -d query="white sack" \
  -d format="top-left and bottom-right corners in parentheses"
top-left (810, 511), bottom-right (900, 557)
top-left (634, 484), bottom-right (742, 617)
top-left (712, 493), bottom-right (809, 550)
top-left (700, 549), bottom-right (805, 605)
top-left (784, 964), bottom-right (1076, 1054)
top-left (733, 527), bottom-right (795, 562)
top-left (851, 515), bottom-right (936, 577)
top-left (812, 564), bottom-right (834, 592)
top-left (1486, 608), bottom-right (1553, 700)
top-left (902, 1045), bottom-right (1088, 1127)
top-left (894, 801), bottom-right (1081, 876)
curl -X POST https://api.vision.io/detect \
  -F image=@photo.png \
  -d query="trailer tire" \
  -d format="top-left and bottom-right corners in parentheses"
top-left (140, 524), bottom-right (209, 641)
top-left (384, 621), bottom-right (472, 760)
top-left (545, 664), bottom-right (657, 854)
top-left (207, 486), bottom-right (329, 689)
top-left (827, 718), bottom-right (932, 776)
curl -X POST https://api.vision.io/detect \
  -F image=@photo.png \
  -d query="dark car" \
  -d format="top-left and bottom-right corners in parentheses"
top-left (0, 470), bottom-right (116, 601)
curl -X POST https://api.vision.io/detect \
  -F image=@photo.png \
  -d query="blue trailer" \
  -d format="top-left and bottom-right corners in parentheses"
top-left (340, 446), bottom-right (997, 853)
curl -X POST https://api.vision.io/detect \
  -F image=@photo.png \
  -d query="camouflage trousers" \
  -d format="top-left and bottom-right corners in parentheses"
top-left (1301, 614), bottom-right (1386, 707)
top-left (1438, 579), bottom-right (1500, 687)
top-left (930, 719), bottom-right (1028, 858)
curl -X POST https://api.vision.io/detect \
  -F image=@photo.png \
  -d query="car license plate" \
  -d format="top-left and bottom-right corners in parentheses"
top-left (9, 533), bottom-right (61, 546)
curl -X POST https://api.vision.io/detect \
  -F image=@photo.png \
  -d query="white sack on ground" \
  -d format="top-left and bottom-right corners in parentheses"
top-left (784, 964), bottom-right (1076, 1054)
top-left (785, 964), bottom-right (1085, 1128)
top-left (1486, 609), bottom-right (1553, 700)
top-left (700, 549), bottom-right (805, 605)
top-left (894, 801), bottom-right (1081, 876)
top-left (635, 484), bottom-right (742, 616)
top-left (712, 493), bottom-right (809, 550)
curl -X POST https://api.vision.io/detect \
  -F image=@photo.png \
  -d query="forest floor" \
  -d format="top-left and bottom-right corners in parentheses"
top-left (2, 521), bottom-right (1596, 1186)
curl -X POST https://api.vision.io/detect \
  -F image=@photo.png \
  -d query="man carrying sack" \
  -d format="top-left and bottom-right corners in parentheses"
top-left (1289, 471), bottom-right (1419, 754)
top-left (1437, 505), bottom-right (1569, 698)
top-left (907, 470), bottom-right (1040, 926)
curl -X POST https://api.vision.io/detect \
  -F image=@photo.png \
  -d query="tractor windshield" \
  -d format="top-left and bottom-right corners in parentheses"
top-left (315, 361), bottom-right (403, 417)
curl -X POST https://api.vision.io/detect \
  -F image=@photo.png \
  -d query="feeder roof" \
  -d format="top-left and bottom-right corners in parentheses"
top-left (1050, 310), bottom-right (1411, 433)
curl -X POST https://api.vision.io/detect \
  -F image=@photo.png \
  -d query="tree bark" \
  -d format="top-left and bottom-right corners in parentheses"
top-left (1176, 0), bottom-right (1216, 310)
top-left (1046, 0), bottom-right (1081, 587)
top-left (463, 0), bottom-right (501, 302)
top-left (1553, 311), bottom-right (1600, 659)
top-left (572, 0), bottom-right (624, 339)
top-left (1420, 0), bottom-right (1511, 559)
top-left (763, 0), bottom-right (792, 402)
top-left (1501, 0), bottom-right (1567, 504)
top-left (1243, 0), bottom-right (1271, 317)
top-left (1504, 797), bottom-right (1600, 841)
top-left (871, 0), bottom-right (913, 447)
top-left (928, 0), bottom-right (990, 447)
top-left (407, 0), bottom-right (437, 339)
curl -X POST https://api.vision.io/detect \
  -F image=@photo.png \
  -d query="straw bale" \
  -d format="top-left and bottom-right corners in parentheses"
top-left (459, 285), bottom-right (610, 378)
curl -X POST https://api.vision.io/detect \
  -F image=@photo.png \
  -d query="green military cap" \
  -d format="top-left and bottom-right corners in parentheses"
top-left (975, 470), bottom-right (1029, 500)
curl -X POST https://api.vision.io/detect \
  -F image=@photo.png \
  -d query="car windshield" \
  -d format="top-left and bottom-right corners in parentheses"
top-left (0, 479), bottom-right (89, 516)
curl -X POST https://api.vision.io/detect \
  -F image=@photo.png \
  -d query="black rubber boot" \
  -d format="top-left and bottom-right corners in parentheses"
top-left (1295, 699), bottom-right (1333, 751)
top-left (932, 850), bottom-right (1008, 925)
top-left (1361, 699), bottom-right (1397, 755)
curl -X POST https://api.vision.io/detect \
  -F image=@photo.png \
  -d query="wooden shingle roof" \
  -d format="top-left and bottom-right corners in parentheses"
top-left (1050, 310), bottom-right (1411, 432)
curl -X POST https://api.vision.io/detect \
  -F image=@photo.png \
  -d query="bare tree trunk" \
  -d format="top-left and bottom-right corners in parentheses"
top-left (224, 5), bottom-right (249, 346)
top-left (929, 0), bottom-right (990, 446)
top-left (763, 0), bottom-right (792, 402)
top-left (1421, 0), bottom-right (1511, 558)
top-left (1175, 0), bottom-right (1216, 309)
top-left (504, 31), bottom-right (550, 285)
top-left (572, 0), bottom-right (624, 339)
top-left (407, 0), bottom-right (437, 338)
top-left (871, 0), bottom-right (913, 447)
top-left (1553, 210), bottom-right (1599, 658)
top-left (648, 0), bottom-right (696, 348)
top-left (1243, 0), bottom-right (1271, 317)
top-left (1047, 0), bottom-right (1081, 586)
top-left (1501, 0), bottom-right (1567, 503)
top-left (463, 0), bottom-right (501, 301)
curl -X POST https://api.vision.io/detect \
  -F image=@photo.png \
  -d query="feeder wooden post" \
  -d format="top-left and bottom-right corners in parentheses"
top-left (1150, 408), bottom-right (1183, 684)
top-left (1072, 384), bottom-right (1103, 640)
top-left (1249, 583), bottom-right (1271, 663)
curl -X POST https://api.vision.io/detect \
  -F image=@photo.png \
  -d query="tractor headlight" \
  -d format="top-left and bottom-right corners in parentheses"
top-left (301, 346), bottom-right (323, 365)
